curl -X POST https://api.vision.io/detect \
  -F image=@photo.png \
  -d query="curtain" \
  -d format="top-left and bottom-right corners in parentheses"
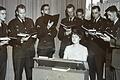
top-left (0, 0), bottom-right (86, 22)
top-left (0, 0), bottom-right (86, 80)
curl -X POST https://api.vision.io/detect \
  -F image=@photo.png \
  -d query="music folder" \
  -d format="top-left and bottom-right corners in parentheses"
top-left (60, 23), bottom-right (76, 29)
top-left (45, 14), bottom-right (60, 27)
top-left (50, 14), bottom-right (60, 26)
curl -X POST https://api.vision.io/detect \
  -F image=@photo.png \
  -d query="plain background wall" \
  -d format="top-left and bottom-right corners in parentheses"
top-left (0, 0), bottom-right (86, 80)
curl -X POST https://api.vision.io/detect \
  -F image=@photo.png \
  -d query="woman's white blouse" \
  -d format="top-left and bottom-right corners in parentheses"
top-left (63, 44), bottom-right (88, 61)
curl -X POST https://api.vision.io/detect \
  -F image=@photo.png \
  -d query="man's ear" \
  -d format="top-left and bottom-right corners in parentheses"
top-left (41, 10), bottom-right (44, 14)
top-left (16, 11), bottom-right (18, 15)
top-left (83, 14), bottom-right (85, 17)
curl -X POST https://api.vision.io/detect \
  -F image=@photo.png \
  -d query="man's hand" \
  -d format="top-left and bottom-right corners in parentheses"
top-left (88, 29), bottom-right (96, 36)
top-left (0, 40), bottom-right (9, 46)
top-left (65, 28), bottom-right (72, 35)
top-left (100, 34), bottom-right (111, 42)
top-left (21, 36), bottom-right (30, 43)
top-left (47, 20), bottom-right (54, 29)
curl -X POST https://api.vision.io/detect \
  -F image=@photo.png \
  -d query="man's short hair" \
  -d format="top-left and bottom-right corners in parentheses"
top-left (65, 4), bottom-right (75, 17)
top-left (76, 8), bottom-right (84, 14)
top-left (41, 4), bottom-right (49, 15)
top-left (15, 4), bottom-right (26, 12)
top-left (15, 4), bottom-right (26, 17)
top-left (105, 5), bottom-right (118, 12)
top-left (92, 6), bottom-right (101, 12)
top-left (0, 6), bottom-right (6, 11)
top-left (66, 4), bottom-right (75, 10)
top-left (41, 4), bottom-right (49, 11)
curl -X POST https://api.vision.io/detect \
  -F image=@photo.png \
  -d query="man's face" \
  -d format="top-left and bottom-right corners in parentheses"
top-left (92, 8), bottom-right (100, 19)
top-left (17, 8), bottom-right (26, 20)
top-left (67, 7), bottom-right (74, 18)
top-left (77, 12), bottom-right (84, 19)
top-left (0, 10), bottom-right (6, 21)
top-left (42, 6), bottom-right (50, 15)
top-left (107, 11), bottom-right (116, 21)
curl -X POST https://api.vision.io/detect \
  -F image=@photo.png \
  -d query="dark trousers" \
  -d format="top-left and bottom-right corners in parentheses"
top-left (106, 66), bottom-right (116, 80)
top-left (88, 55), bottom-right (105, 80)
top-left (0, 46), bottom-right (7, 80)
top-left (13, 46), bottom-right (34, 80)
top-left (37, 48), bottom-right (55, 58)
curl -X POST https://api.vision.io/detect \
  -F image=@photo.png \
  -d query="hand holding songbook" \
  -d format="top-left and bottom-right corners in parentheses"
top-left (17, 33), bottom-right (30, 43)
top-left (0, 40), bottom-right (9, 46)
top-left (47, 20), bottom-right (54, 29)
top-left (87, 29), bottom-right (96, 36)
top-left (100, 33), bottom-right (111, 42)
top-left (21, 36), bottom-right (30, 43)
top-left (65, 28), bottom-right (72, 35)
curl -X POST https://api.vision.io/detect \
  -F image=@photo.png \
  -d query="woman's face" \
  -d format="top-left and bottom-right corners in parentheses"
top-left (72, 34), bottom-right (81, 44)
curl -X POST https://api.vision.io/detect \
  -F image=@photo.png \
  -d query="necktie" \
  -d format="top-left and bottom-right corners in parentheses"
top-left (94, 19), bottom-right (96, 23)
top-left (69, 18), bottom-right (72, 22)
top-left (22, 19), bottom-right (25, 23)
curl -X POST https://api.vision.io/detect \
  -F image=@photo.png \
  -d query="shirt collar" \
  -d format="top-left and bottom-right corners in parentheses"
top-left (69, 16), bottom-right (75, 21)
top-left (17, 17), bottom-right (25, 22)
top-left (95, 16), bottom-right (100, 22)
top-left (114, 17), bottom-right (119, 25)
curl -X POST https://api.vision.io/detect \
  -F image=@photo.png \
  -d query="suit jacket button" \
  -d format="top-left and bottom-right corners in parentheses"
top-left (44, 40), bottom-right (46, 42)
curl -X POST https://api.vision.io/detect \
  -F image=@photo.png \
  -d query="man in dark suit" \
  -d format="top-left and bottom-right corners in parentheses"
top-left (58, 4), bottom-right (82, 58)
top-left (76, 8), bottom-right (88, 27)
top-left (0, 6), bottom-right (8, 80)
top-left (87, 6), bottom-right (107, 80)
top-left (76, 8), bottom-right (90, 46)
top-left (35, 4), bottom-right (57, 58)
top-left (101, 5), bottom-right (120, 80)
top-left (8, 4), bottom-right (35, 80)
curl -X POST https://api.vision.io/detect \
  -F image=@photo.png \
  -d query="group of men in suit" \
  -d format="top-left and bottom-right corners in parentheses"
top-left (0, 3), bottom-right (120, 80)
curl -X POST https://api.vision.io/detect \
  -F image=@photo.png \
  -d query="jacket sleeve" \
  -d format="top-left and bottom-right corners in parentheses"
top-left (8, 20), bottom-right (21, 45)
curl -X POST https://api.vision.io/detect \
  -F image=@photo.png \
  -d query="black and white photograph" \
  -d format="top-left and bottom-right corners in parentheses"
top-left (0, 0), bottom-right (120, 80)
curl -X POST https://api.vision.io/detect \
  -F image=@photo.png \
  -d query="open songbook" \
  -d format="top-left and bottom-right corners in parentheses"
top-left (44, 14), bottom-right (60, 27)
top-left (0, 37), bottom-right (11, 46)
top-left (81, 26), bottom-right (106, 39)
top-left (103, 31), bottom-right (116, 40)
top-left (17, 32), bottom-right (37, 43)
top-left (60, 23), bottom-right (76, 30)
top-left (17, 32), bottom-right (37, 38)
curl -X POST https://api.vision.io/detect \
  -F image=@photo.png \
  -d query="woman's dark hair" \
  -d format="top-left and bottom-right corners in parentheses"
top-left (72, 29), bottom-right (83, 39)
top-left (15, 4), bottom-right (26, 17)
